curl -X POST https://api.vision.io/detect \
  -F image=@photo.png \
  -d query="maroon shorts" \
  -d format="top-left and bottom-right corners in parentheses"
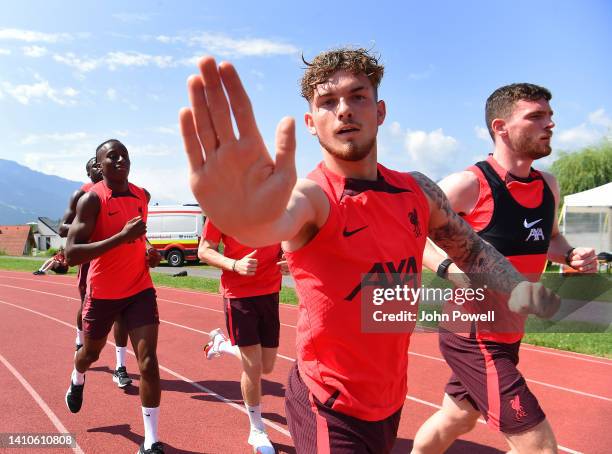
top-left (285, 364), bottom-right (402, 454)
top-left (77, 262), bottom-right (90, 303)
top-left (439, 330), bottom-right (545, 434)
top-left (223, 293), bottom-right (280, 348)
top-left (82, 287), bottom-right (159, 340)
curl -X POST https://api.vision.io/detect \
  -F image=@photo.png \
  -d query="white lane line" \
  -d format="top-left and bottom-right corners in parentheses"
top-left (0, 297), bottom-right (586, 454)
top-left (0, 352), bottom-right (85, 454)
top-left (2, 283), bottom-right (610, 402)
top-left (0, 299), bottom-right (291, 439)
top-left (520, 345), bottom-right (612, 366)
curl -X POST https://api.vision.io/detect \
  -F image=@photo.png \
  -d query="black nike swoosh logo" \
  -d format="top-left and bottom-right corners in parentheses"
top-left (343, 225), bottom-right (369, 237)
top-left (108, 211), bottom-right (119, 216)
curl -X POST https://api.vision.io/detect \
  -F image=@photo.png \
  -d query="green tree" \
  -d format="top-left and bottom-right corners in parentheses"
top-left (551, 139), bottom-right (612, 199)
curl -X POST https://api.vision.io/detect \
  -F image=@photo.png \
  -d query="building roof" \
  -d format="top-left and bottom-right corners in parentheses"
top-left (38, 217), bottom-right (60, 234)
top-left (0, 225), bottom-right (35, 256)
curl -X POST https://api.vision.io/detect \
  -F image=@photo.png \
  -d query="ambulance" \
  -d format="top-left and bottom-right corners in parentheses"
top-left (146, 204), bottom-right (205, 267)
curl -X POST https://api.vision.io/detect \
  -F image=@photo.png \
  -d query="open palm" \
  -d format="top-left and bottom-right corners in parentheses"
top-left (180, 56), bottom-right (297, 238)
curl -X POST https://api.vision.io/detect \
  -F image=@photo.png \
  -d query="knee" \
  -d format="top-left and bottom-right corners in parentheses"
top-left (81, 347), bottom-right (100, 364)
top-left (243, 361), bottom-right (263, 380)
top-left (262, 360), bottom-right (275, 375)
top-left (138, 353), bottom-right (159, 379)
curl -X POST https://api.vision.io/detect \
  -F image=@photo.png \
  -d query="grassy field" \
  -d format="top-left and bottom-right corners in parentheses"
top-left (1, 256), bottom-right (609, 357)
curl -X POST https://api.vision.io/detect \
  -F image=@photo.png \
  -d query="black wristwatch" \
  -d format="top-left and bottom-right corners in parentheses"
top-left (437, 258), bottom-right (454, 279)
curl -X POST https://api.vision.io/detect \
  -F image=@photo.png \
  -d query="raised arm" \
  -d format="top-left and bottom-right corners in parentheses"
top-left (413, 172), bottom-right (559, 317)
top-left (180, 56), bottom-right (311, 245)
top-left (65, 192), bottom-right (146, 266)
top-left (59, 189), bottom-right (85, 237)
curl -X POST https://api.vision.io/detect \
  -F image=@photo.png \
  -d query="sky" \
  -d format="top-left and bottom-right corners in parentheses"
top-left (0, 0), bottom-right (610, 205)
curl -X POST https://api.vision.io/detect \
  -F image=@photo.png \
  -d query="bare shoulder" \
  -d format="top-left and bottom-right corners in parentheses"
top-left (75, 190), bottom-right (101, 216)
top-left (292, 178), bottom-right (329, 224)
top-left (410, 171), bottom-right (479, 215)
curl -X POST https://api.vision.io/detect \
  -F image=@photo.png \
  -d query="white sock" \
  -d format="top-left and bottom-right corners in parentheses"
top-left (116, 346), bottom-right (126, 369)
top-left (75, 329), bottom-right (84, 346)
top-left (219, 340), bottom-right (241, 359)
top-left (71, 368), bottom-right (85, 386)
top-left (245, 403), bottom-right (265, 431)
top-left (142, 406), bottom-right (160, 449)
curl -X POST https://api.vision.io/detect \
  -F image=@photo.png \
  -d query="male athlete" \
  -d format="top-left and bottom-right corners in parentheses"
top-left (59, 157), bottom-right (132, 388)
top-left (412, 84), bottom-right (598, 454)
top-left (199, 219), bottom-right (285, 453)
top-left (179, 49), bottom-right (561, 453)
top-left (65, 139), bottom-right (164, 454)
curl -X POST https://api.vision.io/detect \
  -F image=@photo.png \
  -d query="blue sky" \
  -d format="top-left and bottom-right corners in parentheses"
top-left (0, 0), bottom-right (610, 205)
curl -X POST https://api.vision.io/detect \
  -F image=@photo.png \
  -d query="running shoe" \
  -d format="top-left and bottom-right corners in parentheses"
top-left (113, 366), bottom-right (133, 388)
top-left (136, 442), bottom-right (165, 453)
top-left (248, 428), bottom-right (275, 454)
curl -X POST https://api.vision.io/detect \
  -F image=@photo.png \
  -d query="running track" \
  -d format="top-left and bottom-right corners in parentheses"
top-left (0, 270), bottom-right (610, 454)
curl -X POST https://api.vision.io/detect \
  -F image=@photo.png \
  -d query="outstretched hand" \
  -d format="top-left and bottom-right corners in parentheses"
top-left (180, 56), bottom-right (297, 239)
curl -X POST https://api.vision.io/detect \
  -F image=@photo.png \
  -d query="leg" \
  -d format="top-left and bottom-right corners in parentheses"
top-left (65, 334), bottom-right (108, 413)
top-left (261, 347), bottom-right (278, 375)
top-left (112, 314), bottom-right (132, 387)
top-left (504, 419), bottom-right (557, 454)
top-left (412, 394), bottom-right (480, 454)
top-left (129, 323), bottom-right (160, 407)
top-left (238, 344), bottom-right (264, 406)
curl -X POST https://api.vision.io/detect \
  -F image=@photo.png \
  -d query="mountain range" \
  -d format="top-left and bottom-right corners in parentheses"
top-left (0, 159), bottom-right (83, 225)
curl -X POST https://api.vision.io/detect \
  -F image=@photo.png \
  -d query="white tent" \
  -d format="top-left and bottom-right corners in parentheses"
top-left (559, 183), bottom-right (612, 253)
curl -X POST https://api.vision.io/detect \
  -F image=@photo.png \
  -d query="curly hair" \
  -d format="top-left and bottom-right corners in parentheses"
top-left (485, 83), bottom-right (552, 140)
top-left (300, 47), bottom-right (384, 102)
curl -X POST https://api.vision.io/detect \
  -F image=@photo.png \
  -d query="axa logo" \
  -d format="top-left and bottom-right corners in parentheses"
top-left (345, 257), bottom-right (418, 301)
top-left (524, 218), bottom-right (544, 241)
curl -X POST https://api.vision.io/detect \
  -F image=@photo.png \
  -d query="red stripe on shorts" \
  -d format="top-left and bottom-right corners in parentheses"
top-left (477, 339), bottom-right (501, 430)
top-left (226, 298), bottom-right (236, 345)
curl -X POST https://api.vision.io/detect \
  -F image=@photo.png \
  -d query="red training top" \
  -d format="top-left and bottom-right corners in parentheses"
top-left (285, 162), bottom-right (430, 421)
top-left (202, 220), bottom-right (282, 299)
top-left (86, 181), bottom-right (152, 299)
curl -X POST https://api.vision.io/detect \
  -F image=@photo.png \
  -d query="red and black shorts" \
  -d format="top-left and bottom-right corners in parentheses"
top-left (82, 287), bottom-right (159, 340)
top-left (223, 293), bottom-right (280, 348)
top-left (439, 330), bottom-right (546, 434)
top-left (285, 364), bottom-right (402, 454)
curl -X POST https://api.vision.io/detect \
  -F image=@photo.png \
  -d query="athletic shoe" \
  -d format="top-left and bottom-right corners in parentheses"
top-left (203, 328), bottom-right (226, 360)
top-left (33, 270), bottom-right (45, 275)
top-left (112, 366), bottom-right (133, 388)
top-left (65, 378), bottom-right (85, 413)
top-left (136, 442), bottom-right (165, 453)
top-left (248, 428), bottom-right (275, 454)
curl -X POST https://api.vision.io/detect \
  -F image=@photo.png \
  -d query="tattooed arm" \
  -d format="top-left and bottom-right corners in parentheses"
top-left (412, 172), bottom-right (559, 317)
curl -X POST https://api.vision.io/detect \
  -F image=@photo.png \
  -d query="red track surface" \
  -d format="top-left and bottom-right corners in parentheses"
top-left (0, 270), bottom-right (610, 454)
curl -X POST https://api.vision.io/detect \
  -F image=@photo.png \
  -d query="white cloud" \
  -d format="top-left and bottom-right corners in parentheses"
top-left (379, 122), bottom-right (461, 180)
top-left (153, 126), bottom-right (178, 135)
top-left (53, 52), bottom-right (100, 72)
top-left (112, 12), bottom-right (154, 23)
top-left (157, 32), bottom-right (298, 57)
top-left (474, 125), bottom-right (490, 141)
top-left (0, 48), bottom-right (10, 55)
top-left (53, 51), bottom-right (176, 73)
top-left (22, 45), bottom-right (47, 57)
top-left (21, 132), bottom-right (89, 145)
top-left (555, 108), bottom-right (612, 150)
top-left (588, 108), bottom-right (612, 129)
top-left (0, 28), bottom-right (73, 43)
top-left (1, 76), bottom-right (79, 106)
top-left (106, 51), bottom-right (174, 69)
top-left (106, 88), bottom-right (117, 101)
top-left (389, 121), bottom-right (402, 137)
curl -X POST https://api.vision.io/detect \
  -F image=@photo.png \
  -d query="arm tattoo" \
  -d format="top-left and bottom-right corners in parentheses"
top-left (412, 172), bottom-right (524, 294)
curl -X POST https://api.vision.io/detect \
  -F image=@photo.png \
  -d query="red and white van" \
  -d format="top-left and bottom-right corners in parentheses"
top-left (147, 204), bottom-right (205, 267)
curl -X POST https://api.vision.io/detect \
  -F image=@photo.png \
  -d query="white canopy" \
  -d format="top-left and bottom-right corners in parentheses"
top-left (560, 183), bottom-right (611, 252)
top-left (563, 182), bottom-right (612, 212)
